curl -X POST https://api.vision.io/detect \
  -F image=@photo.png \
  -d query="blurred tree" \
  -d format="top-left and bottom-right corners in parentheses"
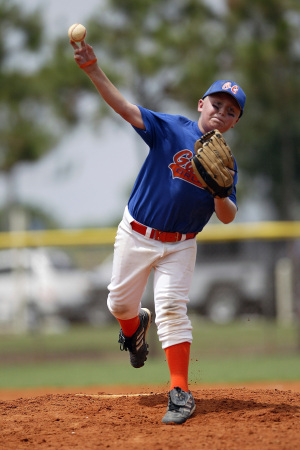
top-left (219, 0), bottom-right (300, 219)
top-left (0, 2), bottom-right (95, 231)
top-left (0, 1), bottom-right (56, 230)
top-left (85, 0), bottom-right (215, 113)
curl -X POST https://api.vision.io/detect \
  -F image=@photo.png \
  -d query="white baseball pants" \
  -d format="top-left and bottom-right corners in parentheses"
top-left (107, 207), bottom-right (197, 349)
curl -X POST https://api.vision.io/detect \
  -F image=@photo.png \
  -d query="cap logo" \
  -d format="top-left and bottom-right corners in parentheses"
top-left (222, 82), bottom-right (232, 90)
top-left (221, 82), bottom-right (239, 96)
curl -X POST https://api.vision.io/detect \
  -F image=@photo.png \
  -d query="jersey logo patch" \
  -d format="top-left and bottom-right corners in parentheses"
top-left (168, 149), bottom-right (204, 188)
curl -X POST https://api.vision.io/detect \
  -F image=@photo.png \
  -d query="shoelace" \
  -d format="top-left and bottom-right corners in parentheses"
top-left (169, 390), bottom-right (187, 411)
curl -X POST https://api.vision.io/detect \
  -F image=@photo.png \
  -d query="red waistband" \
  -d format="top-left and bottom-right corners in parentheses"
top-left (130, 221), bottom-right (197, 243)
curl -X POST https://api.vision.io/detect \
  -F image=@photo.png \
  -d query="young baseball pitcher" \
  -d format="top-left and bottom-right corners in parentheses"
top-left (70, 38), bottom-right (246, 425)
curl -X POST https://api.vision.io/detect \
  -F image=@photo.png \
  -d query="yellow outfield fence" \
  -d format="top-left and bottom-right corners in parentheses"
top-left (0, 221), bottom-right (299, 248)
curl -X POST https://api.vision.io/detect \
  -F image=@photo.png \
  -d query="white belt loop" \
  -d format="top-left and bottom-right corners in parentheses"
top-left (145, 227), bottom-right (152, 238)
top-left (180, 234), bottom-right (186, 242)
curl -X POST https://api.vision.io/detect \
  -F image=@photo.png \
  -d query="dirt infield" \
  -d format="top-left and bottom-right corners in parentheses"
top-left (1, 382), bottom-right (300, 449)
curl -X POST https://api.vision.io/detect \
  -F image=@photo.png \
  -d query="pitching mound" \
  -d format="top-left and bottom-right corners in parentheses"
top-left (1, 383), bottom-right (300, 449)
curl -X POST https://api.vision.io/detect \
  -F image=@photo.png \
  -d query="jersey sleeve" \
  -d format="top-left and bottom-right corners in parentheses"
top-left (131, 106), bottom-right (160, 147)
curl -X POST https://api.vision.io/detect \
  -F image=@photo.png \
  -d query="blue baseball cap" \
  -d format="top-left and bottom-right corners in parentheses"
top-left (202, 80), bottom-right (246, 117)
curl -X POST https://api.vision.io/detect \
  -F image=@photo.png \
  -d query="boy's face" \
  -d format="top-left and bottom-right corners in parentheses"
top-left (197, 93), bottom-right (241, 134)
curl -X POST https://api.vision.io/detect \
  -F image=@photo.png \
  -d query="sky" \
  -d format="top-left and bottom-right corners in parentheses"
top-left (3, 0), bottom-right (274, 229)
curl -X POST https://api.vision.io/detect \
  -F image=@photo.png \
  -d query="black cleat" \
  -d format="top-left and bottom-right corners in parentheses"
top-left (118, 308), bottom-right (152, 368)
top-left (162, 387), bottom-right (196, 424)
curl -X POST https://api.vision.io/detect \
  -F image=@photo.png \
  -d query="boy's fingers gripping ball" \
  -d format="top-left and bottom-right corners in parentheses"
top-left (68, 23), bottom-right (87, 42)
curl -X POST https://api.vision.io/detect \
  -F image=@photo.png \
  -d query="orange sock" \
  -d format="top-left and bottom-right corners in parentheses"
top-left (117, 315), bottom-right (140, 337)
top-left (164, 342), bottom-right (190, 393)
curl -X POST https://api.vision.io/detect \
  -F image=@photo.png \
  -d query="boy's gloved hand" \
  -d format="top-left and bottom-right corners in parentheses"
top-left (191, 130), bottom-right (236, 198)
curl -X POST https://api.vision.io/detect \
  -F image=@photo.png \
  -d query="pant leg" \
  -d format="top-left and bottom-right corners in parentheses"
top-left (153, 238), bottom-right (197, 349)
top-left (107, 211), bottom-right (161, 320)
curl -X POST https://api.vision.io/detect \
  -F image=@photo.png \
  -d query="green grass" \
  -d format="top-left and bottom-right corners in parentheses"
top-left (1, 354), bottom-right (299, 389)
top-left (0, 317), bottom-right (300, 389)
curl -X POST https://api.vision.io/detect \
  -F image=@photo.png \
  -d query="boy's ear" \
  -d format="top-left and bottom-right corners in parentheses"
top-left (198, 99), bottom-right (204, 112)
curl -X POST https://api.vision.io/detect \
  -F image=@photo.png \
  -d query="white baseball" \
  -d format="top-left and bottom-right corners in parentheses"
top-left (68, 24), bottom-right (87, 42)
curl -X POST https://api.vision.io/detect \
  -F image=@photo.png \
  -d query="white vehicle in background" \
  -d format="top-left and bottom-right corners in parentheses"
top-left (88, 252), bottom-right (274, 325)
top-left (0, 248), bottom-right (93, 331)
top-left (188, 260), bottom-right (272, 324)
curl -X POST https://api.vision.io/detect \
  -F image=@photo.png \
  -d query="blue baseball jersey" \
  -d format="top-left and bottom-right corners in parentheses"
top-left (128, 106), bottom-right (238, 234)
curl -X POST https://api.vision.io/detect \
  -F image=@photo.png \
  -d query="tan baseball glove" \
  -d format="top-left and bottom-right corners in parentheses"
top-left (191, 129), bottom-right (236, 198)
